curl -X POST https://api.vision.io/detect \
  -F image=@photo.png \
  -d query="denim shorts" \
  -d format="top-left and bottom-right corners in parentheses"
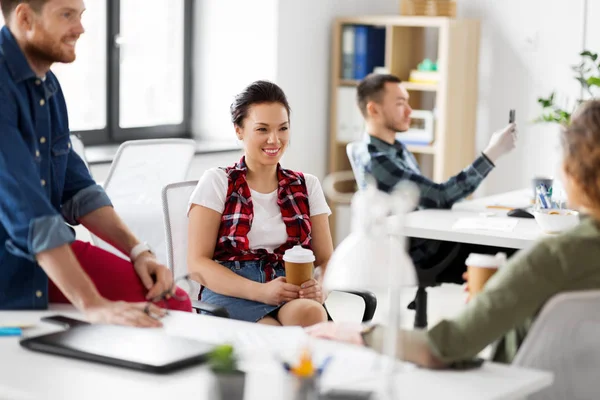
top-left (200, 260), bottom-right (286, 322)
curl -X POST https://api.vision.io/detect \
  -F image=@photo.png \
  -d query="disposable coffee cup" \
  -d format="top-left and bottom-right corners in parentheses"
top-left (283, 246), bottom-right (315, 286)
top-left (466, 253), bottom-right (506, 298)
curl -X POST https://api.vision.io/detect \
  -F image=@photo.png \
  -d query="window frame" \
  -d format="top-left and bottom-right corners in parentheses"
top-left (77, 0), bottom-right (193, 146)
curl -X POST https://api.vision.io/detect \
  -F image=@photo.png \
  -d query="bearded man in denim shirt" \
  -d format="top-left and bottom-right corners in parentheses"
top-left (0, 0), bottom-right (190, 325)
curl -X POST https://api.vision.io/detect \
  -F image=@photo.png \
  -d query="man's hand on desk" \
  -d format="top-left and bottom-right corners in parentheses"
top-left (84, 299), bottom-right (165, 328)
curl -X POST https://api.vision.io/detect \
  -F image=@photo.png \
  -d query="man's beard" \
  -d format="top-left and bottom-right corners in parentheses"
top-left (24, 34), bottom-right (76, 65)
top-left (384, 120), bottom-right (406, 134)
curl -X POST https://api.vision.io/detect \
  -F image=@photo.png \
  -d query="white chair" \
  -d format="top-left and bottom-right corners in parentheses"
top-left (161, 180), bottom-right (229, 317)
top-left (512, 290), bottom-right (600, 400)
top-left (92, 139), bottom-right (196, 265)
top-left (162, 180), bottom-right (377, 321)
top-left (346, 139), bottom-right (460, 328)
top-left (70, 134), bottom-right (89, 170)
top-left (162, 180), bottom-right (200, 298)
top-left (346, 141), bottom-right (370, 190)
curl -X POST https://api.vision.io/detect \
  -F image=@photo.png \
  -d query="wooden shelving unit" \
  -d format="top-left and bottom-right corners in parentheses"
top-left (328, 15), bottom-right (480, 243)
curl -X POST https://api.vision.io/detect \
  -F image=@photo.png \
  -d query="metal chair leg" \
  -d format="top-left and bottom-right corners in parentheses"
top-left (414, 286), bottom-right (428, 329)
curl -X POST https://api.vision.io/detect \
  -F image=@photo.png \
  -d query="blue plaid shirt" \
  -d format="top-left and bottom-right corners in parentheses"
top-left (366, 135), bottom-right (494, 265)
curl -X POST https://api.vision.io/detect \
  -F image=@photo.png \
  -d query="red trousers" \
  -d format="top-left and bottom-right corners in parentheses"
top-left (48, 240), bottom-right (192, 312)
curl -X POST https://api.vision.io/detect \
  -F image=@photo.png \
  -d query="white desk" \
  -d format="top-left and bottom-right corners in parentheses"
top-left (404, 189), bottom-right (547, 249)
top-left (0, 308), bottom-right (553, 400)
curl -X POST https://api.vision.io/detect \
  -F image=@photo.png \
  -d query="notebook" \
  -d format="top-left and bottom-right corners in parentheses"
top-left (20, 322), bottom-right (214, 374)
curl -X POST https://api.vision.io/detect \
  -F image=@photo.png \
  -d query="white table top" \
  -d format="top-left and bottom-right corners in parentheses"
top-left (404, 189), bottom-right (548, 249)
top-left (0, 307), bottom-right (553, 400)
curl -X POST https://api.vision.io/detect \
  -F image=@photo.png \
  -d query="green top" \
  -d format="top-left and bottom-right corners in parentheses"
top-left (427, 215), bottom-right (600, 364)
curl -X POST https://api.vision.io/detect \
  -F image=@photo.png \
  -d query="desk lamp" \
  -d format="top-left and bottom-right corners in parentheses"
top-left (322, 172), bottom-right (419, 399)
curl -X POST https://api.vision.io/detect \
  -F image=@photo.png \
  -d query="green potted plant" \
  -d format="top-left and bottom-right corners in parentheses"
top-left (536, 50), bottom-right (600, 125)
top-left (208, 344), bottom-right (245, 400)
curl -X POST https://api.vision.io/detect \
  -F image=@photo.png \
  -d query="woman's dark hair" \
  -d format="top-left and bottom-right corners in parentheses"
top-left (562, 99), bottom-right (600, 216)
top-left (230, 80), bottom-right (291, 127)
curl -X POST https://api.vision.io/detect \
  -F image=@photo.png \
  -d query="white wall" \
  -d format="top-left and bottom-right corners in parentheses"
top-left (458, 0), bottom-right (585, 195)
top-left (192, 0), bottom-right (398, 178)
top-left (274, 0), bottom-right (399, 178)
top-left (192, 0), bottom-right (594, 195)
top-left (192, 0), bottom-right (279, 143)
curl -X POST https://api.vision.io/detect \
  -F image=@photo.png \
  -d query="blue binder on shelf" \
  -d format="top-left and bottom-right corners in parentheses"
top-left (353, 25), bottom-right (385, 80)
top-left (341, 25), bottom-right (355, 80)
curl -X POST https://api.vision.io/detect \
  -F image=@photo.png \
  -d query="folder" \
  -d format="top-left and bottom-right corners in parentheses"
top-left (337, 87), bottom-right (365, 143)
top-left (341, 25), bottom-right (355, 80)
top-left (353, 26), bottom-right (385, 80)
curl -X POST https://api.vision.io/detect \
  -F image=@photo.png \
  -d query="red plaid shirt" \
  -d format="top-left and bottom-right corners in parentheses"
top-left (213, 157), bottom-right (312, 281)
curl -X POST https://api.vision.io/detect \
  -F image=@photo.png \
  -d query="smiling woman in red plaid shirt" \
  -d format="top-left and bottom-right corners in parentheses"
top-left (186, 81), bottom-right (332, 326)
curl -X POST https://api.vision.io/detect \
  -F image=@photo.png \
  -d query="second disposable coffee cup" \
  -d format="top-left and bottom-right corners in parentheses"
top-left (466, 253), bottom-right (506, 298)
top-left (283, 246), bottom-right (315, 286)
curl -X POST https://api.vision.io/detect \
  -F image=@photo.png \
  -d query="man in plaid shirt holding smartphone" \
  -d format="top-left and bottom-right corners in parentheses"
top-left (355, 73), bottom-right (518, 282)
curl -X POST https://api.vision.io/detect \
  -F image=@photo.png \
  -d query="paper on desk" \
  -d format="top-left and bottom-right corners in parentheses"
top-left (452, 218), bottom-right (518, 232)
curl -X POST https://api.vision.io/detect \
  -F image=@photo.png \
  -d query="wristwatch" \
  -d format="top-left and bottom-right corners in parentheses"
top-left (129, 242), bottom-right (153, 262)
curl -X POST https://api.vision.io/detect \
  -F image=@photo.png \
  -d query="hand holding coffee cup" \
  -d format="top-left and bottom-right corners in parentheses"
top-left (283, 246), bottom-right (315, 286)
top-left (465, 253), bottom-right (506, 302)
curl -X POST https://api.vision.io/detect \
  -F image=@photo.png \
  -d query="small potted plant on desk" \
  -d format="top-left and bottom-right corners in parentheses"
top-left (208, 344), bottom-right (245, 400)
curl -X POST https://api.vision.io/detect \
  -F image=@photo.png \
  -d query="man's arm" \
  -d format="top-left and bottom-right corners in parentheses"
top-left (370, 151), bottom-right (494, 209)
top-left (36, 244), bottom-right (105, 310)
top-left (0, 124), bottom-right (103, 310)
top-left (79, 206), bottom-right (173, 299)
top-left (0, 89), bottom-right (161, 326)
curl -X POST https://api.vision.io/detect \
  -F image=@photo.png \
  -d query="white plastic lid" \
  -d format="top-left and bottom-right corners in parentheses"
top-left (465, 252), bottom-right (507, 269)
top-left (283, 245), bottom-right (315, 263)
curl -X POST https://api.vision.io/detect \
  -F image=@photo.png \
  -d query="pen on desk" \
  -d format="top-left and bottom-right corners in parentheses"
top-left (536, 184), bottom-right (550, 209)
top-left (317, 356), bottom-right (333, 376)
top-left (485, 205), bottom-right (514, 211)
top-left (0, 327), bottom-right (22, 337)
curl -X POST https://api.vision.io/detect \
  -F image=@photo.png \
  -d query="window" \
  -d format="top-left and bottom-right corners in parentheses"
top-left (2, 1), bottom-right (193, 146)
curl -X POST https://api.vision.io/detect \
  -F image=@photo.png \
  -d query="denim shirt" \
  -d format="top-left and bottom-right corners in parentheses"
top-left (0, 27), bottom-right (112, 309)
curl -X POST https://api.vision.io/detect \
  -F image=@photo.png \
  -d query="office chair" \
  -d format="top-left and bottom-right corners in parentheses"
top-left (512, 290), bottom-right (600, 400)
top-left (91, 139), bottom-right (196, 265)
top-left (346, 141), bottom-right (458, 328)
top-left (69, 134), bottom-right (90, 171)
top-left (162, 180), bottom-right (377, 322)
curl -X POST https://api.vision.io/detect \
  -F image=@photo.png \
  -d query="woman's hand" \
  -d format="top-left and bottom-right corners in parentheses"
top-left (305, 322), bottom-right (365, 346)
top-left (259, 277), bottom-right (300, 306)
top-left (299, 278), bottom-right (327, 304)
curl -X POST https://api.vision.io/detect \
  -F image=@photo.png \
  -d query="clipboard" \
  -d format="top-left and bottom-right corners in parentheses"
top-left (20, 320), bottom-right (214, 374)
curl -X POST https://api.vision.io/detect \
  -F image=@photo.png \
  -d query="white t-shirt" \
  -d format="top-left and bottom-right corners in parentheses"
top-left (188, 168), bottom-right (332, 253)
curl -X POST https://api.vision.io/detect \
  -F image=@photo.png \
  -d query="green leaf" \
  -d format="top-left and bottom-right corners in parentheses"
top-left (581, 50), bottom-right (598, 61)
top-left (537, 98), bottom-right (553, 108)
top-left (208, 344), bottom-right (238, 373)
top-left (587, 76), bottom-right (600, 87)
